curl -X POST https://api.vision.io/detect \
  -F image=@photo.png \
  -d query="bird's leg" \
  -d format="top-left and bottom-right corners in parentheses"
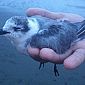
top-left (39, 62), bottom-right (44, 70)
top-left (54, 64), bottom-right (59, 76)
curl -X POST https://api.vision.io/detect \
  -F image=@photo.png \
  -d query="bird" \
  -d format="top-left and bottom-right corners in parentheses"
top-left (0, 15), bottom-right (85, 76)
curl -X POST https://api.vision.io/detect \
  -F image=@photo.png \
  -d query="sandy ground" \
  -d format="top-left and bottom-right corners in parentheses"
top-left (0, 0), bottom-right (85, 85)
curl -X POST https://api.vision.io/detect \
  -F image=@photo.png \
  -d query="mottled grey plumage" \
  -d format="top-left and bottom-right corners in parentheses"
top-left (0, 15), bottom-right (85, 76)
top-left (30, 18), bottom-right (77, 54)
top-left (27, 16), bottom-right (85, 54)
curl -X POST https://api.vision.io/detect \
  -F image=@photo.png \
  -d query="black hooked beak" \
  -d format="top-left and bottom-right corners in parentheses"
top-left (0, 29), bottom-right (10, 35)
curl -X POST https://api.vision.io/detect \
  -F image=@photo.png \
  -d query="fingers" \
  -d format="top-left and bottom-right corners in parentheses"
top-left (39, 48), bottom-right (73, 64)
top-left (64, 49), bottom-right (85, 69)
top-left (26, 8), bottom-right (64, 19)
top-left (28, 47), bottom-right (73, 64)
top-left (28, 47), bottom-right (47, 62)
top-left (39, 48), bottom-right (61, 63)
top-left (28, 46), bottom-right (40, 56)
top-left (28, 47), bottom-right (41, 61)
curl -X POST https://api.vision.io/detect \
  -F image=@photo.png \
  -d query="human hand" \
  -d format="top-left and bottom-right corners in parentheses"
top-left (26, 8), bottom-right (85, 69)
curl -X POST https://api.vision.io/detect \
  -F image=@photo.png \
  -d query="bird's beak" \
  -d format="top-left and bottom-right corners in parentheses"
top-left (0, 29), bottom-right (10, 35)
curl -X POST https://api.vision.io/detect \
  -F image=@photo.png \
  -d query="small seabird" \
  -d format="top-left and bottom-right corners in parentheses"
top-left (0, 15), bottom-right (85, 76)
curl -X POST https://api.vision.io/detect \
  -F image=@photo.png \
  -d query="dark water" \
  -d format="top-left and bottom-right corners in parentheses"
top-left (0, 0), bottom-right (85, 85)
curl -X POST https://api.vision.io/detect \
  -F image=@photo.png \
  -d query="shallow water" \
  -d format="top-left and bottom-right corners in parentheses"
top-left (0, 0), bottom-right (85, 85)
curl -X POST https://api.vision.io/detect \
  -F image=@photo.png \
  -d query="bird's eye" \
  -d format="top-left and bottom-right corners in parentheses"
top-left (13, 27), bottom-right (21, 31)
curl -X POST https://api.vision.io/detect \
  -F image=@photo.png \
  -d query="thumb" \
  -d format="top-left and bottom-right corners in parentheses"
top-left (26, 8), bottom-right (64, 19)
top-left (64, 49), bottom-right (85, 69)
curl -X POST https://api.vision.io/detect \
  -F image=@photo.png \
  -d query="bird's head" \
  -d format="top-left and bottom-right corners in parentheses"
top-left (0, 16), bottom-right (39, 44)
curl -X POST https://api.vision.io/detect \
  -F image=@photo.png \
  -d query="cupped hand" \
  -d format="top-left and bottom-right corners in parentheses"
top-left (26, 8), bottom-right (85, 69)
